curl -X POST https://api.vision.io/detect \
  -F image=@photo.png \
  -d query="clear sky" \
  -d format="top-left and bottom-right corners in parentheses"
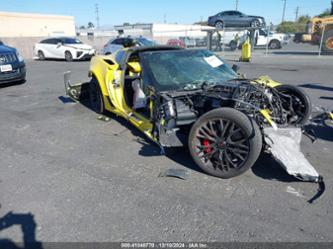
top-left (0, 0), bottom-right (331, 27)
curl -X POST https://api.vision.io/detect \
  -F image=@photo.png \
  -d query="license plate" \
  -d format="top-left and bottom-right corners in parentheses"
top-left (0, 64), bottom-right (12, 72)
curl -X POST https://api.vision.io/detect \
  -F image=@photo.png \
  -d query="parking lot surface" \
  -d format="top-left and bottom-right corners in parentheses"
top-left (1, 54), bottom-right (333, 242)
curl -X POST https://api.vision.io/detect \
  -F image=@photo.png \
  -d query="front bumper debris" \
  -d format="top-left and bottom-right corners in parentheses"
top-left (264, 128), bottom-right (325, 203)
top-left (64, 71), bottom-right (89, 101)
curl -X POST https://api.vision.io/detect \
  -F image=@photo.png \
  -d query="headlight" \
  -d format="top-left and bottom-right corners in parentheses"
top-left (16, 51), bottom-right (24, 62)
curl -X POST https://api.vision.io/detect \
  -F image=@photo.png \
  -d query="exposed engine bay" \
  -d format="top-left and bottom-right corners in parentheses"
top-left (157, 79), bottom-right (304, 135)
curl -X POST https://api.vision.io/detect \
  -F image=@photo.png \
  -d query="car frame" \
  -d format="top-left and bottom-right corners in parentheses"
top-left (64, 46), bottom-right (311, 179)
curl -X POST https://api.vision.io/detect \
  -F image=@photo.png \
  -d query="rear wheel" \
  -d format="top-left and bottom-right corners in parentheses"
top-left (215, 21), bottom-right (224, 30)
top-left (65, 51), bottom-right (73, 62)
top-left (38, 51), bottom-right (45, 60)
top-left (275, 85), bottom-right (311, 126)
top-left (250, 19), bottom-right (260, 28)
top-left (189, 108), bottom-right (262, 179)
top-left (322, 30), bottom-right (333, 54)
top-left (269, 40), bottom-right (281, 49)
top-left (89, 77), bottom-right (105, 114)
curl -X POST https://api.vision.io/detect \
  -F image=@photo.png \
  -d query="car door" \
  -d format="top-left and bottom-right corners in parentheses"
top-left (256, 29), bottom-right (268, 46)
top-left (232, 11), bottom-right (245, 27)
top-left (52, 38), bottom-right (67, 58)
top-left (40, 38), bottom-right (58, 58)
top-left (221, 11), bottom-right (233, 27)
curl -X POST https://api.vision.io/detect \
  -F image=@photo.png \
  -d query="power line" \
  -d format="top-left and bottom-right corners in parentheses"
top-left (295, 6), bottom-right (299, 22)
top-left (95, 3), bottom-right (100, 29)
top-left (281, 0), bottom-right (287, 23)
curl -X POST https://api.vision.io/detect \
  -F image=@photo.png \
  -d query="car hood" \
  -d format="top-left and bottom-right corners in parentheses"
top-left (64, 44), bottom-right (93, 50)
top-left (0, 45), bottom-right (16, 53)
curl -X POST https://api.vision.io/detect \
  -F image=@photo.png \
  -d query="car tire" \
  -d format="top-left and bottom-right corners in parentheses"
top-left (38, 51), bottom-right (45, 60)
top-left (215, 21), bottom-right (224, 30)
top-left (188, 108), bottom-right (262, 179)
top-left (274, 84), bottom-right (312, 126)
top-left (250, 19), bottom-right (260, 28)
top-left (65, 51), bottom-right (73, 62)
top-left (229, 41), bottom-right (238, 51)
top-left (322, 30), bottom-right (333, 54)
top-left (89, 77), bottom-right (105, 114)
top-left (268, 39), bottom-right (281, 49)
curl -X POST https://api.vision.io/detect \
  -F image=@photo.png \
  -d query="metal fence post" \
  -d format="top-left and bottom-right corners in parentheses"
top-left (265, 26), bottom-right (270, 56)
top-left (319, 24), bottom-right (326, 56)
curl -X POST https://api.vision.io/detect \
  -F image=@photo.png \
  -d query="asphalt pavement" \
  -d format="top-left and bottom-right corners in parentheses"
top-left (0, 54), bottom-right (333, 243)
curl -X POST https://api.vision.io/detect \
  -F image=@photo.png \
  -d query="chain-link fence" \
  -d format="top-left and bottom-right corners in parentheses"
top-left (76, 23), bottom-right (332, 59)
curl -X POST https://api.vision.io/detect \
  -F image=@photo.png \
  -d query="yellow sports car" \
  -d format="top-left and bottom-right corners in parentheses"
top-left (65, 46), bottom-right (311, 179)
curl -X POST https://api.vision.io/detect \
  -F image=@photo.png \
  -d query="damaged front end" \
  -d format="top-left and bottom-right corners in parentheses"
top-left (64, 71), bottom-right (89, 102)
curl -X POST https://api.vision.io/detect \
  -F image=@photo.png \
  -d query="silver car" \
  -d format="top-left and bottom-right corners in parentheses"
top-left (208, 11), bottom-right (266, 29)
top-left (101, 37), bottom-right (157, 55)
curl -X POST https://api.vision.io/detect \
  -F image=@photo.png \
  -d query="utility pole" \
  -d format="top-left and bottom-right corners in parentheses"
top-left (235, 0), bottom-right (239, 11)
top-left (95, 3), bottom-right (100, 29)
top-left (295, 6), bottom-right (299, 22)
top-left (163, 14), bottom-right (167, 24)
top-left (281, 0), bottom-right (287, 23)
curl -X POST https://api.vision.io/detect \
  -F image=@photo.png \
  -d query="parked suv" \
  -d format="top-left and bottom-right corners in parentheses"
top-left (208, 11), bottom-right (266, 29)
top-left (0, 40), bottom-right (26, 85)
top-left (34, 37), bottom-right (95, 62)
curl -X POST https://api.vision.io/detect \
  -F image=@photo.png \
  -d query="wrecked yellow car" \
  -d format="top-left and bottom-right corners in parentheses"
top-left (65, 46), bottom-right (313, 179)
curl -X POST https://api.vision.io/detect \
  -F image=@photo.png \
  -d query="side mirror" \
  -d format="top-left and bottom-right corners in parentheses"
top-left (232, 64), bottom-right (240, 73)
top-left (127, 62), bottom-right (141, 74)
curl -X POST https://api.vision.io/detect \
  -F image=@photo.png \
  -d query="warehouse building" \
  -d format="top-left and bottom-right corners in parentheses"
top-left (0, 11), bottom-right (75, 37)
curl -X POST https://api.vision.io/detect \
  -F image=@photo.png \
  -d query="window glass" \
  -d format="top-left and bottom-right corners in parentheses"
top-left (140, 50), bottom-right (237, 91)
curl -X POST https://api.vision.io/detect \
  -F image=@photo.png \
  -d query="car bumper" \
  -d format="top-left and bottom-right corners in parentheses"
top-left (75, 49), bottom-right (96, 60)
top-left (0, 64), bottom-right (26, 84)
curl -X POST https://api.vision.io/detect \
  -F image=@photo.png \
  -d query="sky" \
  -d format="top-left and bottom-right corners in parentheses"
top-left (0, 0), bottom-right (331, 27)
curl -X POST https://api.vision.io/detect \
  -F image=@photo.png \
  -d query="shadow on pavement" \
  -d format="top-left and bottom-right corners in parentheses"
top-left (270, 51), bottom-right (319, 56)
top-left (0, 212), bottom-right (43, 249)
top-left (251, 153), bottom-right (296, 182)
top-left (299, 83), bottom-right (333, 92)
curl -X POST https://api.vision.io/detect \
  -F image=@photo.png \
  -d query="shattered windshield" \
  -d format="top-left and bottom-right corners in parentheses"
top-left (140, 49), bottom-right (238, 91)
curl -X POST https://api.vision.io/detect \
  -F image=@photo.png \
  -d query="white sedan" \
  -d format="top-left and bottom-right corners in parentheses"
top-left (34, 37), bottom-right (95, 61)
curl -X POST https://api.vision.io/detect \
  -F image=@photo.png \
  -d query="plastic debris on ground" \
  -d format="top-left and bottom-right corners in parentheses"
top-left (264, 127), bottom-right (325, 203)
top-left (97, 115), bottom-right (111, 122)
top-left (158, 169), bottom-right (190, 180)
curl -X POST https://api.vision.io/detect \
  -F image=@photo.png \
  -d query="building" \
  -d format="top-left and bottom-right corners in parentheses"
top-left (0, 11), bottom-right (75, 37)
top-left (114, 23), bottom-right (214, 43)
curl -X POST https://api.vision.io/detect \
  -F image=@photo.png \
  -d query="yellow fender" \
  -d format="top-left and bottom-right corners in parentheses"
top-left (252, 75), bottom-right (282, 88)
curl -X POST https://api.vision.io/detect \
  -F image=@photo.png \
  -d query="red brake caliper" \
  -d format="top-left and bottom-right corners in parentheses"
top-left (203, 139), bottom-right (212, 153)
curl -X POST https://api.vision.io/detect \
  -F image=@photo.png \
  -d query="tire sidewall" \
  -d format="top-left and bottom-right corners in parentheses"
top-left (188, 108), bottom-right (262, 179)
top-left (269, 40), bottom-right (281, 49)
top-left (65, 51), bottom-right (73, 62)
top-left (89, 77), bottom-right (105, 114)
top-left (274, 84), bottom-right (312, 126)
top-left (38, 51), bottom-right (45, 60)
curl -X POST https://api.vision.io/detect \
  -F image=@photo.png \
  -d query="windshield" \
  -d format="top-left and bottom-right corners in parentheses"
top-left (137, 37), bottom-right (156, 46)
top-left (62, 38), bottom-right (82, 44)
top-left (140, 50), bottom-right (238, 91)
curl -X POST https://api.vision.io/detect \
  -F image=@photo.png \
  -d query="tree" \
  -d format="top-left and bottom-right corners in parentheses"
top-left (297, 15), bottom-right (311, 23)
top-left (79, 25), bottom-right (86, 29)
top-left (87, 22), bottom-right (94, 28)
